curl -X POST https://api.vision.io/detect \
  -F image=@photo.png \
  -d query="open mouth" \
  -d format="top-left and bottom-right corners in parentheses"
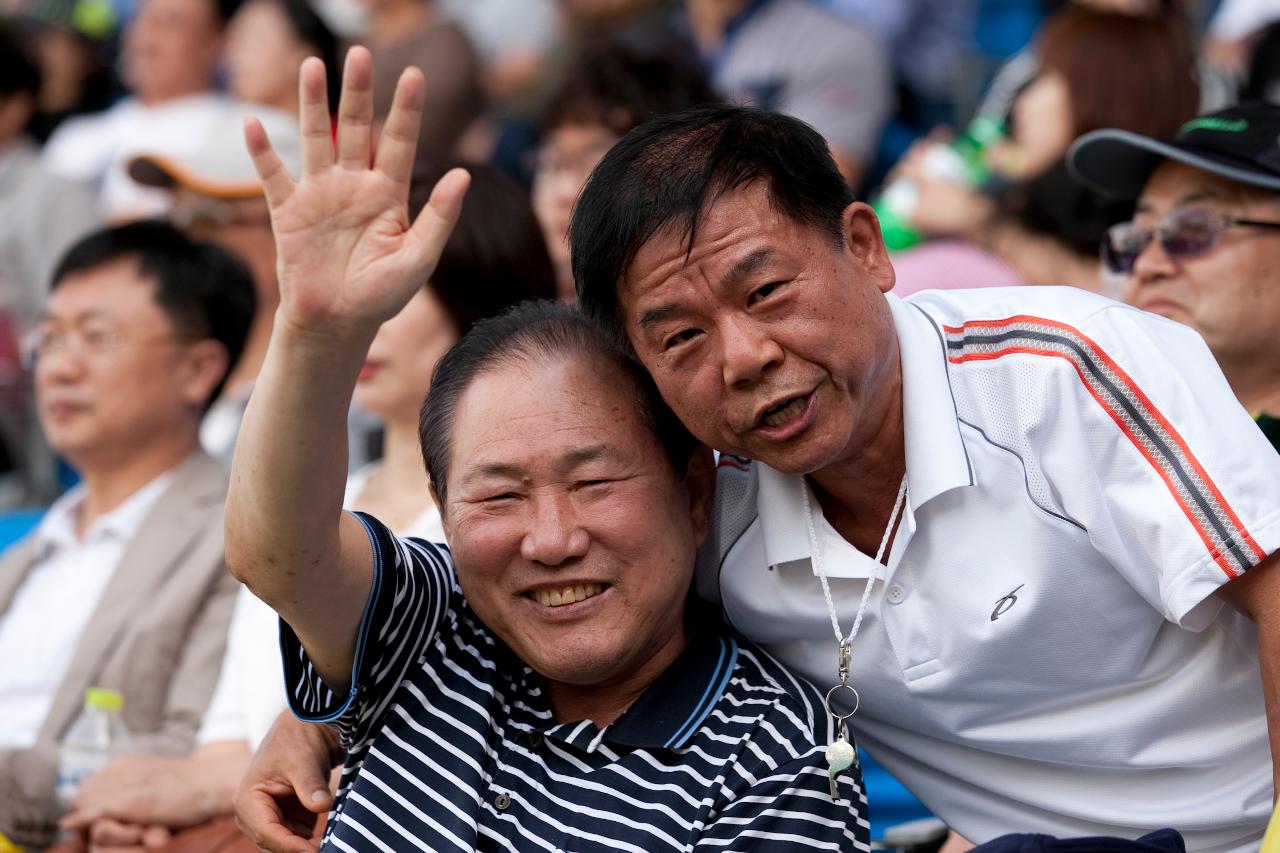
top-left (531, 583), bottom-right (606, 608)
top-left (760, 395), bottom-right (808, 428)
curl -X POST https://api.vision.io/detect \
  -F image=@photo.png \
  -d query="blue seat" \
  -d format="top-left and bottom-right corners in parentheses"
top-left (0, 508), bottom-right (44, 553)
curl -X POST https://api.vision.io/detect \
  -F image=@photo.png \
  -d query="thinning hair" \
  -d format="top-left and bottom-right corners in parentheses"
top-left (420, 301), bottom-right (698, 507)
top-left (570, 105), bottom-right (853, 337)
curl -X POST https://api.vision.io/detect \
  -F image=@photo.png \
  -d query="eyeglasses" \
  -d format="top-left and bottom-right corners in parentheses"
top-left (1102, 207), bottom-right (1280, 275)
top-left (21, 324), bottom-right (191, 369)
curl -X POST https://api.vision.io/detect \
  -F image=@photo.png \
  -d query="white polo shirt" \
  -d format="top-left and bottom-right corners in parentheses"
top-left (699, 287), bottom-right (1280, 853)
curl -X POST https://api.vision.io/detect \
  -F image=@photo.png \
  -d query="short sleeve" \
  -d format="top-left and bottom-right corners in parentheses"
top-left (1048, 305), bottom-right (1280, 627)
top-left (197, 586), bottom-right (286, 749)
top-left (280, 512), bottom-right (457, 749)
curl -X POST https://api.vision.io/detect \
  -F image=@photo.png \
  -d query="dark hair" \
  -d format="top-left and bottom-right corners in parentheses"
top-left (51, 220), bottom-right (256, 409)
top-left (408, 162), bottom-right (558, 337)
top-left (420, 300), bottom-right (698, 505)
top-left (214, 0), bottom-right (245, 27)
top-left (540, 32), bottom-right (717, 137)
top-left (571, 104), bottom-right (853, 336)
top-left (0, 27), bottom-right (41, 101)
top-left (1036, 6), bottom-right (1198, 141)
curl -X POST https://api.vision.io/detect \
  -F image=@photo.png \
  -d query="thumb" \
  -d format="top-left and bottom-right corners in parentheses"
top-left (406, 167), bottom-right (471, 274)
top-left (304, 784), bottom-right (332, 813)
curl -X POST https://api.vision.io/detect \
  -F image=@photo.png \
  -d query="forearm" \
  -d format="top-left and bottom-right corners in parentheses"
top-left (225, 311), bottom-right (375, 687)
top-left (980, 215), bottom-right (1105, 293)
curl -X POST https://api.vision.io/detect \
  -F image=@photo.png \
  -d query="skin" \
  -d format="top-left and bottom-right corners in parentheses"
top-left (532, 123), bottom-right (620, 302)
top-left (620, 172), bottom-right (1280, 798)
top-left (442, 354), bottom-right (711, 720)
top-left (1125, 160), bottom-right (1280, 415)
top-left (224, 0), bottom-right (312, 115)
top-left (121, 0), bottom-right (223, 105)
top-left (350, 285), bottom-right (455, 532)
top-left (620, 182), bottom-right (908, 553)
top-left (34, 259), bottom-right (226, 532)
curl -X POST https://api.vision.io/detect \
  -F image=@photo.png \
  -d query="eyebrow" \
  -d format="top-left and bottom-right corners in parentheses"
top-left (36, 308), bottom-right (110, 326)
top-left (457, 444), bottom-right (621, 486)
top-left (636, 249), bottom-right (776, 330)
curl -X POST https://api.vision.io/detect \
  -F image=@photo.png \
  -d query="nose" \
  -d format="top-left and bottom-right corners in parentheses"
top-left (719, 315), bottom-right (783, 389)
top-left (520, 493), bottom-right (589, 567)
top-left (1130, 231), bottom-right (1177, 286)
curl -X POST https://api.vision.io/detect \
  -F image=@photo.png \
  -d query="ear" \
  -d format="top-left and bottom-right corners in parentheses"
top-left (683, 446), bottom-right (716, 548)
top-left (179, 339), bottom-right (231, 410)
top-left (841, 201), bottom-right (896, 295)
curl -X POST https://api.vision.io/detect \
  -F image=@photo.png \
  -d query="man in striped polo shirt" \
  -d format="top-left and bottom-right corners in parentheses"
top-left (568, 105), bottom-right (1280, 851)
top-left (225, 49), bottom-right (869, 851)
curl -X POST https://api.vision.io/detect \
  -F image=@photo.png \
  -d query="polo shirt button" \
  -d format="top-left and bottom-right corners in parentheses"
top-left (495, 793), bottom-right (512, 810)
top-left (528, 732), bottom-right (543, 748)
top-left (886, 584), bottom-right (907, 604)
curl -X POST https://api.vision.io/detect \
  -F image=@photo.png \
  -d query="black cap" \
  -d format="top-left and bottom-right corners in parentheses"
top-left (1067, 102), bottom-right (1280, 199)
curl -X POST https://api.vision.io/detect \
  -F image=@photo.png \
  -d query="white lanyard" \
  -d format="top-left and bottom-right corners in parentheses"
top-left (800, 473), bottom-right (908, 800)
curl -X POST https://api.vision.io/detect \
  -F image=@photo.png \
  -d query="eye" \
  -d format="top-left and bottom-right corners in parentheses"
top-left (747, 281), bottom-right (786, 307)
top-left (482, 492), bottom-right (520, 504)
top-left (662, 328), bottom-right (702, 351)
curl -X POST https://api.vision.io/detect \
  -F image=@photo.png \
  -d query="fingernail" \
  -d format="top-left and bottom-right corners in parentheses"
top-left (310, 789), bottom-right (330, 805)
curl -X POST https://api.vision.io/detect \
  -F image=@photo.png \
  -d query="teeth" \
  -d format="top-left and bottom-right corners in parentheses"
top-left (762, 397), bottom-right (805, 427)
top-left (533, 583), bottom-right (604, 608)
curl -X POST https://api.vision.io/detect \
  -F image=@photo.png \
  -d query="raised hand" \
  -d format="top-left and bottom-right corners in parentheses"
top-left (243, 46), bottom-right (469, 340)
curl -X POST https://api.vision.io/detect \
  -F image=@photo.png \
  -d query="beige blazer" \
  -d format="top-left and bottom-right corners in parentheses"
top-left (0, 452), bottom-right (238, 848)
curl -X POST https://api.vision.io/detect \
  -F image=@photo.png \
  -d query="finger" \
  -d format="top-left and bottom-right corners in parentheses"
top-left (372, 66), bottom-right (425, 187)
top-left (91, 818), bottom-right (143, 845)
top-left (335, 46), bottom-right (374, 169)
top-left (140, 825), bottom-right (171, 848)
top-left (299, 56), bottom-right (334, 174)
top-left (406, 167), bottom-right (470, 275)
top-left (244, 117), bottom-right (297, 210)
top-left (237, 792), bottom-right (314, 853)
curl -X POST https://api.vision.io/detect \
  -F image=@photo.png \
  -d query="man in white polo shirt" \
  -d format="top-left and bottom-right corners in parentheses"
top-left (571, 104), bottom-right (1280, 852)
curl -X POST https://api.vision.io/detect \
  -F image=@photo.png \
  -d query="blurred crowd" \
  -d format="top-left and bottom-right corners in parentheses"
top-left (1, 0), bottom-right (1280, 849)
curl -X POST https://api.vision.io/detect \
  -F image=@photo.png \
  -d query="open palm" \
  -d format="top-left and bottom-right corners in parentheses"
top-left (244, 48), bottom-right (468, 338)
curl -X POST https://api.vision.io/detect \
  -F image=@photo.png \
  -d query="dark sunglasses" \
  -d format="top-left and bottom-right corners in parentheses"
top-left (1101, 208), bottom-right (1280, 275)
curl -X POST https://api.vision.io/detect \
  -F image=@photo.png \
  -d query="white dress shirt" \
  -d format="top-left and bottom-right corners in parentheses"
top-left (0, 471), bottom-right (177, 748)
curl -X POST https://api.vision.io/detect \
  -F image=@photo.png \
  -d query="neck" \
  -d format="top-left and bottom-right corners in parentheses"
top-left (74, 438), bottom-right (196, 536)
top-left (1223, 358), bottom-right (1280, 417)
top-left (545, 618), bottom-right (689, 727)
top-left (224, 308), bottom-right (274, 394)
top-left (686, 0), bottom-right (748, 53)
top-left (137, 83), bottom-right (208, 108)
top-left (381, 414), bottom-right (430, 489)
top-left (807, 363), bottom-right (907, 558)
top-left (369, 0), bottom-right (431, 44)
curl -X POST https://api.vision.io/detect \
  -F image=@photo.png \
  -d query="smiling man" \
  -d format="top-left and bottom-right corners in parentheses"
top-left (224, 50), bottom-right (869, 852)
top-left (569, 104), bottom-right (1280, 851)
top-left (1069, 102), bottom-right (1280, 455)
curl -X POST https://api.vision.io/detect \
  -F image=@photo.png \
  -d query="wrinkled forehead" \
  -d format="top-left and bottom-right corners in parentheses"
top-left (1139, 160), bottom-right (1280, 213)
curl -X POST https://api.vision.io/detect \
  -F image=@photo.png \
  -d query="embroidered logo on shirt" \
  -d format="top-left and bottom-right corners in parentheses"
top-left (990, 585), bottom-right (1025, 621)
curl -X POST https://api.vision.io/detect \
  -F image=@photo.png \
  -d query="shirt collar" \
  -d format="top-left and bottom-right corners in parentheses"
top-left (32, 467), bottom-right (181, 560)
top-left (756, 292), bottom-right (973, 569)
top-left (504, 612), bottom-right (740, 753)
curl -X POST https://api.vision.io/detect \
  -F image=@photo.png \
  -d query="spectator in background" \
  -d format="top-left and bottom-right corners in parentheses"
top-left (532, 33), bottom-right (717, 300)
top-left (684, 0), bottom-right (891, 187)
top-left (900, 4), bottom-right (1199, 294)
top-left (125, 107), bottom-right (300, 464)
top-left (0, 222), bottom-right (253, 849)
top-left (12, 0), bottom-right (121, 144)
top-left (0, 29), bottom-right (100, 506)
top-left (41, 0), bottom-right (240, 218)
top-left (53, 161), bottom-right (556, 853)
top-left (436, 0), bottom-right (557, 105)
top-left (224, 0), bottom-right (341, 116)
top-left (362, 0), bottom-right (482, 171)
top-left (1070, 102), bottom-right (1280, 454)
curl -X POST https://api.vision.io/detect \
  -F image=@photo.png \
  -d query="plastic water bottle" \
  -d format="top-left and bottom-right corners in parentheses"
top-left (55, 687), bottom-right (130, 809)
top-left (872, 115), bottom-right (1008, 252)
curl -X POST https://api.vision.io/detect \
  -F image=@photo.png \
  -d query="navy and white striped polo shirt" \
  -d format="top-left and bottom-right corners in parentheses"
top-left (284, 513), bottom-right (871, 852)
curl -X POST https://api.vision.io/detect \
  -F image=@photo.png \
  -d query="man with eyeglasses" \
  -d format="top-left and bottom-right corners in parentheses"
top-left (0, 221), bottom-right (254, 849)
top-left (1069, 102), bottom-right (1280, 455)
